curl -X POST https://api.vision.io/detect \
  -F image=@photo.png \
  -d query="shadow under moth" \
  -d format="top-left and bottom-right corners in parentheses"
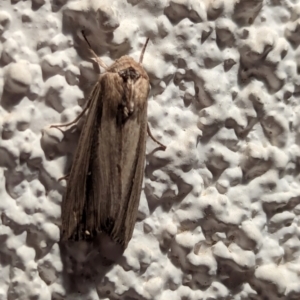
top-left (51, 31), bottom-right (165, 251)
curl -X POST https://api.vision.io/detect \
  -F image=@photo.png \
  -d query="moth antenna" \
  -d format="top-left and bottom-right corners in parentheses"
top-left (139, 38), bottom-right (150, 64)
top-left (81, 30), bottom-right (108, 70)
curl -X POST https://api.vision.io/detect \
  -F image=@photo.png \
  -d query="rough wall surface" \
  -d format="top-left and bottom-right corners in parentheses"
top-left (0, 0), bottom-right (299, 299)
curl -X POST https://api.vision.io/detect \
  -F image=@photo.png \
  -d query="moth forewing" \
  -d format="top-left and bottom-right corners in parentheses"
top-left (52, 36), bottom-right (165, 250)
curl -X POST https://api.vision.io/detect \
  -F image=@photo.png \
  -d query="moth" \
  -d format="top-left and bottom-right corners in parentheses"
top-left (51, 31), bottom-right (165, 250)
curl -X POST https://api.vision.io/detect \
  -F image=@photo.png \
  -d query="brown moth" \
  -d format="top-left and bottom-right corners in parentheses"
top-left (51, 32), bottom-right (165, 250)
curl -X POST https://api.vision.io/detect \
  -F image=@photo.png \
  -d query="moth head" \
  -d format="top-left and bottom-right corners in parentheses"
top-left (119, 67), bottom-right (140, 82)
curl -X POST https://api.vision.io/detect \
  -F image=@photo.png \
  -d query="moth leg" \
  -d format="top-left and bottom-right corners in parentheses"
top-left (50, 104), bottom-right (90, 129)
top-left (81, 30), bottom-right (108, 70)
top-left (50, 89), bottom-right (96, 130)
top-left (147, 123), bottom-right (166, 151)
top-left (58, 174), bottom-right (69, 182)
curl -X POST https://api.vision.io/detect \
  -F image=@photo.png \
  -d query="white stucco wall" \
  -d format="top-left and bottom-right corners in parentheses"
top-left (0, 0), bottom-right (299, 299)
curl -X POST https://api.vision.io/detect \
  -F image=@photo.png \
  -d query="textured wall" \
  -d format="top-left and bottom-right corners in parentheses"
top-left (0, 0), bottom-right (299, 299)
